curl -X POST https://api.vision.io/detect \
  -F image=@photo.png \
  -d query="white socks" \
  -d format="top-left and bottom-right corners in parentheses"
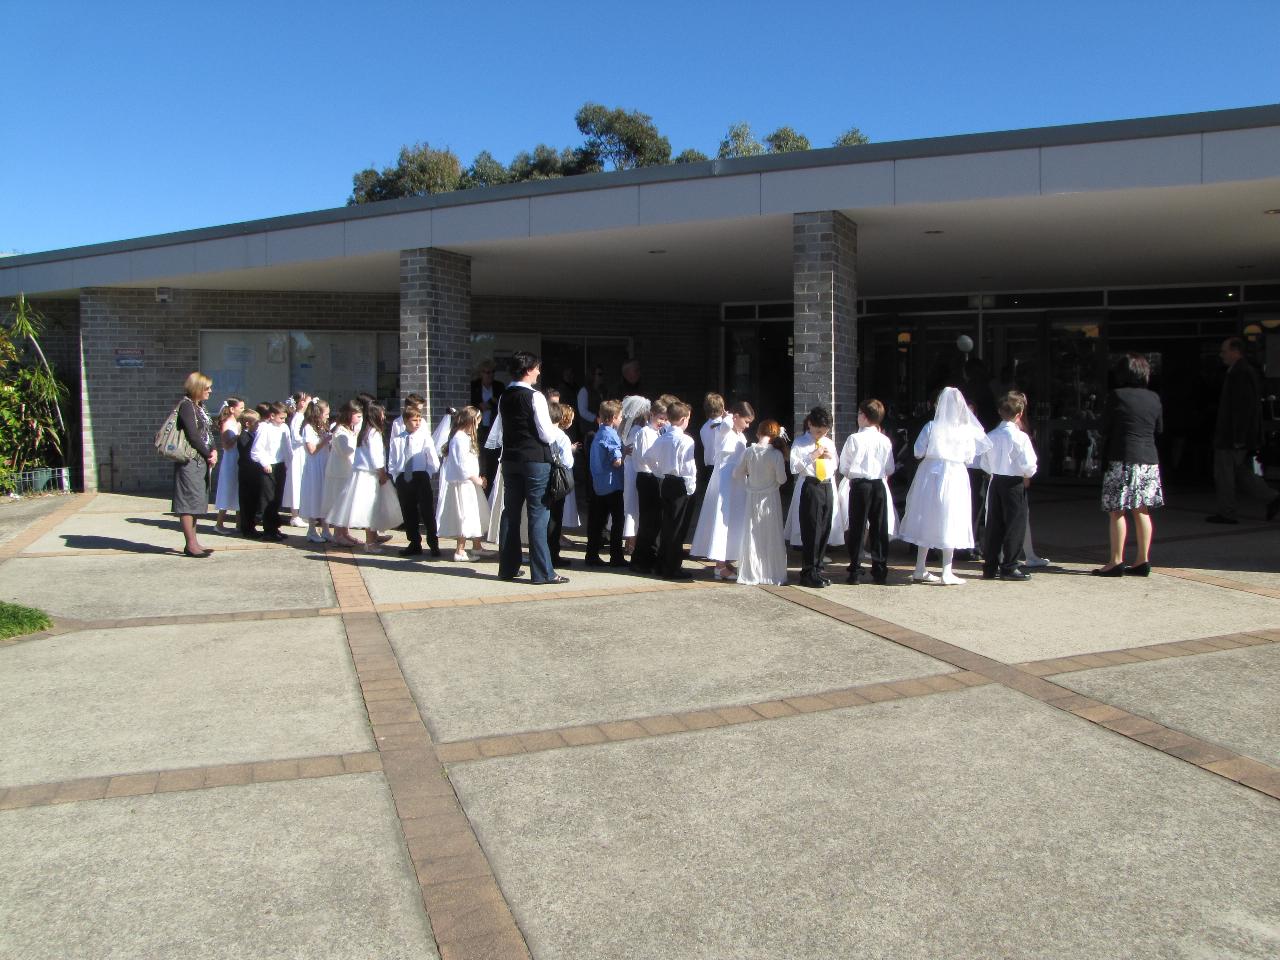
top-left (915, 546), bottom-right (963, 585)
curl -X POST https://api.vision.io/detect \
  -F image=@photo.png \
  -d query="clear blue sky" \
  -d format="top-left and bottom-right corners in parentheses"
top-left (4, 0), bottom-right (1278, 255)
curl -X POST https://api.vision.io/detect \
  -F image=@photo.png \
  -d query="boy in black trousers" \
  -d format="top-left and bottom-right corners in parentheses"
top-left (981, 391), bottom-right (1038, 581)
top-left (642, 400), bottom-right (698, 579)
top-left (838, 399), bottom-right (896, 585)
top-left (388, 402), bottom-right (442, 558)
top-left (793, 406), bottom-right (838, 588)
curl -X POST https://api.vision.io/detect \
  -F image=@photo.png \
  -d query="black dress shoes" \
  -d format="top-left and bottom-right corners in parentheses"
top-left (800, 575), bottom-right (827, 589)
top-left (1000, 568), bottom-right (1031, 581)
top-left (1124, 562), bottom-right (1151, 577)
top-left (1090, 564), bottom-right (1126, 577)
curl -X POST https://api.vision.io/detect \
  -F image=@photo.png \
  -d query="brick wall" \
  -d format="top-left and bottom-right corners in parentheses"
top-left (79, 288), bottom-right (397, 492)
top-left (400, 248), bottom-right (472, 423)
top-left (793, 211), bottom-right (858, 438)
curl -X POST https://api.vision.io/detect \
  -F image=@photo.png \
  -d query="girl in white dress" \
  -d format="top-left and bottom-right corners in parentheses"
top-left (619, 395), bottom-right (652, 552)
top-left (898, 386), bottom-right (993, 585)
top-left (298, 399), bottom-right (331, 544)
top-left (324, 401), bottom-right (361, 546)
top-left (691, 400), bottom-right (754, 580)
top-left (329, 403), bottom-right (401, 553)
top-left (213, 397), bottom-right (244, 532)
top-left (732, 419), bottom-right (790, 586)
top-left (437, 406), bottom-right (487, 561)
top-left (282, 392), bottom-right (310, 527)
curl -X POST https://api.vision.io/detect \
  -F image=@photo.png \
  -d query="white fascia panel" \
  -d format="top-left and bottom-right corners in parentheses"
top-left (761, 162), bottom-right (894, 214)
top-left (638, 174), bottom-right (761, 226)
top-left (530, 186), bottom-right (640, 237)
top-left (432, 198), bottom-right (531, 245)
top-left (131, 244), bottom-right (197, 284)
top-left (265, 223), bottom-right (346, 266)
top-left (11, 260), bottom-right (76, 296)
top-left (1041, 134), bottom-right (1202, 194)
top-left (1203, 127), bottom-right (1280, 183)
top-left (73, 253), bottom-right (133, 287)
top-left (194, 234), bottom-right (268, 274)
top-left (345, 210), bottom-right (432, 255)
top-left (895, 149), bottom-right (1041, 205)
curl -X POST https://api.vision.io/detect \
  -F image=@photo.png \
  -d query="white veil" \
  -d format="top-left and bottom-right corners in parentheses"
top-left (619, 395), bottom-right (651, 442)
top-left (925, 386), bottom-right (992, 464)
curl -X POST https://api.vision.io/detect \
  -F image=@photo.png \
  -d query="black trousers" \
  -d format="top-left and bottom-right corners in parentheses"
top-left (260, 463), bottom-right (285, 537)
top-left (658, 476), bottom-right (694, 576)
top-left (586, 488), bottom-right (624, 563)
top-left (983, 475), bottom-right (1028, 574)
top-left (799, 478), bottom-right (834, 578)
top-left (237, 465), bottom-right (262, 536)
top-left (846, 478), bottom-right (889, 581)
top-left (394, 473), bottom-right (439, 552)
top-left (548, 495), bottom-right (565, 563)
top-left (630, 472), bottom-right (661, 572)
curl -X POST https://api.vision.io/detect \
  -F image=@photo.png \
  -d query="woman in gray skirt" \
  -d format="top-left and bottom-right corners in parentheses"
top-left (1093, 353), bottom-right (1163, 577)
top-left (173, 371), bottom-right (218, 557)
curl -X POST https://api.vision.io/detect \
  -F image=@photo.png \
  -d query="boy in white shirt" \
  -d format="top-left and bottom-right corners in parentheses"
top-left (249, 401), bottom-right (291, 541)
top-left (839, 399), bottom-right (896, 585)
top-left (388, 402), bottom-right (442, 558)
top-left (629, 397), bottom-right (669, 574)
top-left (792, 406), bottom-right (838, 588)
top-left (980, 391), bottom-right (1038, 581)
top-left (643, 400), bottom-right (698, 580)
top-left (697, 393), bottom-right (727, 507)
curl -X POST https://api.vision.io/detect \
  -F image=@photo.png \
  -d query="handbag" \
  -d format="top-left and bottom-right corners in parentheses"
top-left (155, 400), bottom-right (197, 462)
top-left (548, 448), bottom-right (574, 501)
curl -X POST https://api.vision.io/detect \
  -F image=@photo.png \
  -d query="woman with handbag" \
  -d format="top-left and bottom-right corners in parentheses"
top-left (172, 371), bottom-right (218, 557)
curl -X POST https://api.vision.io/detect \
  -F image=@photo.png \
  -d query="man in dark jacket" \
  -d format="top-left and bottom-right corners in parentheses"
top-left (471, 359), bottom-right (504, 488)
top-left (1208, 337), bottom-right (1279, 523)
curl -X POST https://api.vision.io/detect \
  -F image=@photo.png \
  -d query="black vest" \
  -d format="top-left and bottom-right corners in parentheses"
top-left (498, 386), bottom-right (551, 464)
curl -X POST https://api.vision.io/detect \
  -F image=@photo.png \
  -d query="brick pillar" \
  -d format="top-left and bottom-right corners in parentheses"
top-left (793, 211), bottom-right (857, 438)
top-left (400, 248), bottom-right (472, 423)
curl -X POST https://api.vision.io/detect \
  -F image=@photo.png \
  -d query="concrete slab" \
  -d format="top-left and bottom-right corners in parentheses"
top-left (819, 562), bottom-right (1280, 662)
top-left (0, 617), bottom-right (370, 786)
top-left (386, 589), bottom-right (952, 742)
top-left (79, 492), bottom-right (174, 514)
top-left (1152, 527), bottom-right (1280, 589)
top-left (1055, 643), bottom-right (1280, 766)
top-left (0, 545), bottom-right (334, 619)
top-left (0, 493), bottom-right (69, 547)
top-left (451, 684), bottom-right (1280, 960)
top-left (23, 509), bottom-right (254, 554)
top-left (0, 774), bottom-right (437, 960)
top-left (357, 545), bottom-right (682, 604)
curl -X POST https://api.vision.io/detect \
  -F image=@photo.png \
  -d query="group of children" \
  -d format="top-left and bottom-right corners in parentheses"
top-left (207, 378), bottom-right (1041, 587)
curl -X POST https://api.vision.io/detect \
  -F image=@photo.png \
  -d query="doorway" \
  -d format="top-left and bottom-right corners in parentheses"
top-left (723, 321), bottom-right (794, 431)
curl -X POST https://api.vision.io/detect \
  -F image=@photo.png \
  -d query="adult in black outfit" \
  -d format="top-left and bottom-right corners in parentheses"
top-left (496, 352), bottom-right (568, 585)
top-left (172, 371), bottom-right (218, 557)
top-left (1207, 337), bottom-right (1279, 524)
top-left (471, 358), bottom-right (504, 489)
top-left (1093, 353), bottom-right (1164, 577)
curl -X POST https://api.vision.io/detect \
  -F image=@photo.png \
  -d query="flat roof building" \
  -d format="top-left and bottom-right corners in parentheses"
top-left (4, 104), bottom-right (1278, 492)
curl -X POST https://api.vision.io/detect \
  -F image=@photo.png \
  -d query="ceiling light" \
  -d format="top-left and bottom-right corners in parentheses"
top-left (1265, 209), bottom-right (1280, 215)
top-left (924, 230), bottom-right (944, 235)
top-left (648, 249), bottom-right (667, 255)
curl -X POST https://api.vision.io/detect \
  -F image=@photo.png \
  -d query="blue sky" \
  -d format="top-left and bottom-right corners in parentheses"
top-left (4, 0), bottom-right (1278, 255)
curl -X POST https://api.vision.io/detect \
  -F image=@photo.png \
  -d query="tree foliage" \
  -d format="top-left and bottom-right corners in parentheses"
top-left (765, 126), bottom-right (811, 153)
top-left (833, 126), bottom-right (871, 147)
top-left (574, 103), bottom-right (672, 170)
top-left (349, 142), bottom-right (463, 205)
top-left (717, 122), bottom-right (764, 159)
top-left (0, 295), bottom-right (67, 491)
top-left (346, 105), bottom-right (871, 202)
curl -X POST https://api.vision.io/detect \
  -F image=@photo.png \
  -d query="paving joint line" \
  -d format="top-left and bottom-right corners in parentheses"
top-left (1018, 629), bottom-right (1280, 676)
top-left (324, 547), bottom-right (533, 960)
top-left (760, 585), bottom-right (1280, 802)
top-left (0, 493), bottom-right (97, 566)
top-left (0, 751), bottom-right (383, 811)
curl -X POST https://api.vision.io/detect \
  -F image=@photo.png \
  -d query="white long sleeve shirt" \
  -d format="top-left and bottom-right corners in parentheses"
top-left (642, 425), bottom-right (697, 494)
top-left (250, 420), bottom-right (290, 467)
top-left (838, 426), bottom-right (895, 481)
top-left (442, 432), bottom-right (480, 483)
top-left (388, 428), bottom-right (442, 480)
top-left (981, 421), bottom-right (1039, 478)
top-left (790, 432), bottom-right (838, 483)
top-left (352, 431), bottom-right (386, 472)
top-left (632, 423), bottom-right (661, 475)
top-left (699, 415), bottom-right (728, 466)
top-left (549, 426), bottom-right (574, 469)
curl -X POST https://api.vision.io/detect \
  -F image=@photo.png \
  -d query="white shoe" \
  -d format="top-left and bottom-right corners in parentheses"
top-left (1024, 557), bottom-right (1050, 568)
top-left (306, 533), bottom-right (325, 544)
top-left (940, 571), bottom-right (965, 586)
top-left (911, 572), bottom-right (941, 584)
top-left (453, 551), bottom-right (472, 562)
top-left (289, 516), bottom-right (308, 528)
top-left (362, 542), bottom-right (382, 554)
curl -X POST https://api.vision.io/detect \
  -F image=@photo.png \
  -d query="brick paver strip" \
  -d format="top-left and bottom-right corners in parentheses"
top-left (0, 493), bottom-right (96, 565)
top-left (1017, 630), bottom-right (1280, 676)
top-left (0, 752), bottom-right (380, 812)
top-left (320, 550), bottom-right (533, 960)
top-left (760, 585), bottom-right (1280, 803)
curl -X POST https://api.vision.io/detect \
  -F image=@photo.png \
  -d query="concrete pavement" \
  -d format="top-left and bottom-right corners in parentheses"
top-left (1, 488), bottom-right (1278, 959)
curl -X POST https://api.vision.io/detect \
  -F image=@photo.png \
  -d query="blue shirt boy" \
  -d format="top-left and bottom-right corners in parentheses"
top-left (589, 423), bottom-right (624, 495)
